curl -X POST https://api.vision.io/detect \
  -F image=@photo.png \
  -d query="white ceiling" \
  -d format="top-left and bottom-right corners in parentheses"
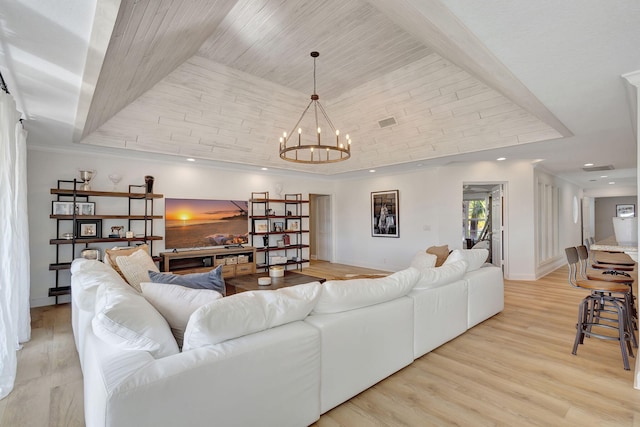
top-left (0, 0), bottom-right (638, 190)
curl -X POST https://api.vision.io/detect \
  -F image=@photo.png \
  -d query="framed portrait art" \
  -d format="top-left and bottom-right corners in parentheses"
top-left (371, 190), bottom-right (399, 237)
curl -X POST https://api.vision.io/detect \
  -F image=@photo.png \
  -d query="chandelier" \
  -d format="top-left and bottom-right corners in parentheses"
top-left (279, 51), bottom-right (351, 164)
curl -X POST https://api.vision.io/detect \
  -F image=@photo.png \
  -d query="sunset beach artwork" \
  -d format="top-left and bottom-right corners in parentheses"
top-left (164, 198), bottom-right (249, 249)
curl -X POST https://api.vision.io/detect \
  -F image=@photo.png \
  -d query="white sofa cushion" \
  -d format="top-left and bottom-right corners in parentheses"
top-left (409, 251), bottom-right (437, 270)
top-left (70, 258), bottom-right (129, 311)
top-left (140, 282), bottom-right (223, 348)
top-left (312, 268), bottom-right (420, 314)
top-left (444, 249), bottom-right (488, 272)
top-left (114, 248), bottom-right (160, 292)
top-left (182, 281), bottom-right (322, 350)
top-left (413, 260), bottom-right (468, 290)
top-left (92, 282), bottom-right (179, 358)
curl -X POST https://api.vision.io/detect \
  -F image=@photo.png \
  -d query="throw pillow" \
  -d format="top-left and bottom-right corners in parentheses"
top-left (182, 281), bottom-right (322, 350)
top-left (140, 282), bottom-right (223, 349)
top-left (410, 251), bottom-right (438, 271)
top-left (413, 260), bottom-right (468, 290)
top-left (148, 265), bottom-right (226, 296)
top-left (426, 245), bottom-right (449, 267)
top-left (311, 267), bottom-right (420, 314)
top-left (444, 249), bottom-right (489, 272)
top-left (114, 248), bottom-right (160, 293)
top-left (92, 282), bottom-right (179, 358)
top-left (104, 244), bottom-right (150, 280)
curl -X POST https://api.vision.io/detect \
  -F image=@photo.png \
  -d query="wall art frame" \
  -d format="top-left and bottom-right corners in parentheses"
top-left (616, 204), bottom-right (635, 218)
top-left (76, 219), bottom-right (102, 238)
top-left (371, 190), bottom-right (399, 237)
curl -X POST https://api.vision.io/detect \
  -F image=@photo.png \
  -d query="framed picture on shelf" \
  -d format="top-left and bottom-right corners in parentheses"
top-left (286, 218), bottom-right (301, 231)
top-left (273, 222), bottom-right (284, 232)
top-left (371, 190), bottom-right (399, 238)
top-left (254, 220), bottom-right (269, 233)
top-left (52, 201), bottom-right (96, 216)
top-left (52, 201), bottom-right (74, 215)
top-left (616, 204), bottom-right (635, 218)
top-left (76, 219), bottom-right (102, 238)
top-left (76, 202), bottom-right (95, 215)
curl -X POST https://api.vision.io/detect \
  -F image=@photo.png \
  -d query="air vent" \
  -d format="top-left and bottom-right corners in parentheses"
top-left (582, 164), bottom-right (614, 172)
top-left (378, 117), bottom-right (397, 128)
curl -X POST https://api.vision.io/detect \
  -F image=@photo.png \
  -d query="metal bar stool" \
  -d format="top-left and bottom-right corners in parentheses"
top-left (565, 247), bottom-right (635, 370)
top-left (576, 245), bottom-right (637, 333)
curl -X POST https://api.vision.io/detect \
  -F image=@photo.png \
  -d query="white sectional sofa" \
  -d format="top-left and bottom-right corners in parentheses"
top-left (70, 248), bottom-right (504, 427)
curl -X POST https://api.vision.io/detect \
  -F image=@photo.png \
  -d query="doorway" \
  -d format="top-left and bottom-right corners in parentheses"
top-left (309, 194), bottom-right (332, 261)
top-left (462, 183), bottom-right (505, 269)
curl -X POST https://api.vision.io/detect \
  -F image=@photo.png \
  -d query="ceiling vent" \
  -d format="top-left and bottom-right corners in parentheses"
top-left (582, 164), bottom-right (614, 172)
top-left (378, 117), bottom-right (397, 128)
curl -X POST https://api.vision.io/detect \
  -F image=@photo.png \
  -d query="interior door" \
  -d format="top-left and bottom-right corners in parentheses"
top-left (491, 185), bottom-right (503, 269)
top-left (311, 194), bottom-right (332, 261)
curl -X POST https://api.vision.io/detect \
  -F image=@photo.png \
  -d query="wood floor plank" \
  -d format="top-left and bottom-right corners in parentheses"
top-left (2, 262), bottom-right (640, 427)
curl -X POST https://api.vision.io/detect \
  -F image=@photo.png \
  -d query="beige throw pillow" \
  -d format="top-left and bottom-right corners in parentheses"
top-left (105, 244), bottom-right (150, 280)
top-left (114, 248), bottom-right (159, 292)
top-left (427, 245), bottom-right (449, 267)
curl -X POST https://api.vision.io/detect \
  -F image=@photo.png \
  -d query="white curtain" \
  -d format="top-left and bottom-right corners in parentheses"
top-left (0, 90), bottom-right (31, 400)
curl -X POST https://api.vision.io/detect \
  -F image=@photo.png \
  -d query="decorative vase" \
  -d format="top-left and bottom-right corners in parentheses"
top-left (144, 175), bottom-right (154, 194)
top-left (262, 235), bottom-right (269, 247)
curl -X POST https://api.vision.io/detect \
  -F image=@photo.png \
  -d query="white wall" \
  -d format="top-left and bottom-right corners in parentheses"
top-left (594, 195), bottom-right (638, 240)
top-left (333, 168), bottom-right (442, 272)
top-left (333, 160), bottom-right (542, 280)
top-left (533, 169), bottom-right (583, 277)
top-left (27, 148), bottom-right (336, 307)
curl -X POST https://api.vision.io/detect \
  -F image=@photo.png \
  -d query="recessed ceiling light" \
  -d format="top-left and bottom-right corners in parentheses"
top-left (496, 157), bottom-right (506, 161)
top-left (584, 163), bottom-right (594, 167)
top-left (600, 175), bottom-right (608, 178)
top-left (417, 163), bottom-right (423, 167)
top-left (186, 158), bottom-right (195, 162)
top-left (261, 167), bottom-right (268, 171)
top-left (369, 169), bottom-right (376, 173)
top-left (609, 181), bottom-right (616, 185)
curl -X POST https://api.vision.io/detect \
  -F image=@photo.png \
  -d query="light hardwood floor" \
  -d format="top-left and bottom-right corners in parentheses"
top-left (2, 262), bottom-right (640, 426)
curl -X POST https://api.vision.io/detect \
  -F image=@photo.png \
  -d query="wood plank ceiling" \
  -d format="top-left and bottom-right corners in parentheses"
top-left (78, 0), bottom-right (569, 175)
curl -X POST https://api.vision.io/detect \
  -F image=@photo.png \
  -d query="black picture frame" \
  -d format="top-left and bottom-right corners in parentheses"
top-left (371, 190), bottom-right (399, 237)
top-left (76, 219), bottom-right (102, 238)
top-left (273, 221), bottom-right (284, 232)
top-left (616, 204), bottom-right (635, 218)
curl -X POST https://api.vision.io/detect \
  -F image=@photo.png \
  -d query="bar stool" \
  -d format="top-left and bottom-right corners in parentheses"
top-left (565, 247), bottom-right (635, 370)
top-left (576, 245), bottom-right (637, 331)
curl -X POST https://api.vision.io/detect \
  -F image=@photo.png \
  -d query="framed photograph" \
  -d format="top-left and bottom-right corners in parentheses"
top-left (286, 218), bottom-right (301, 232)
top-left (52, 201), bottom-right (74, 216)
top-left (616, 204), bottom-right (635, 218)
top-left (254, 219), bottom-right (269, 233)
top-left (52, 201), bottom-right (96, 216)
top-left (76, 219), bottom-right (102, 238)
top-left (76, 202), bottom-right (95, 216)
top-left (273, 221), bottom-right (284, 232)
top-left (371, 190), bottom-right (399, 237)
